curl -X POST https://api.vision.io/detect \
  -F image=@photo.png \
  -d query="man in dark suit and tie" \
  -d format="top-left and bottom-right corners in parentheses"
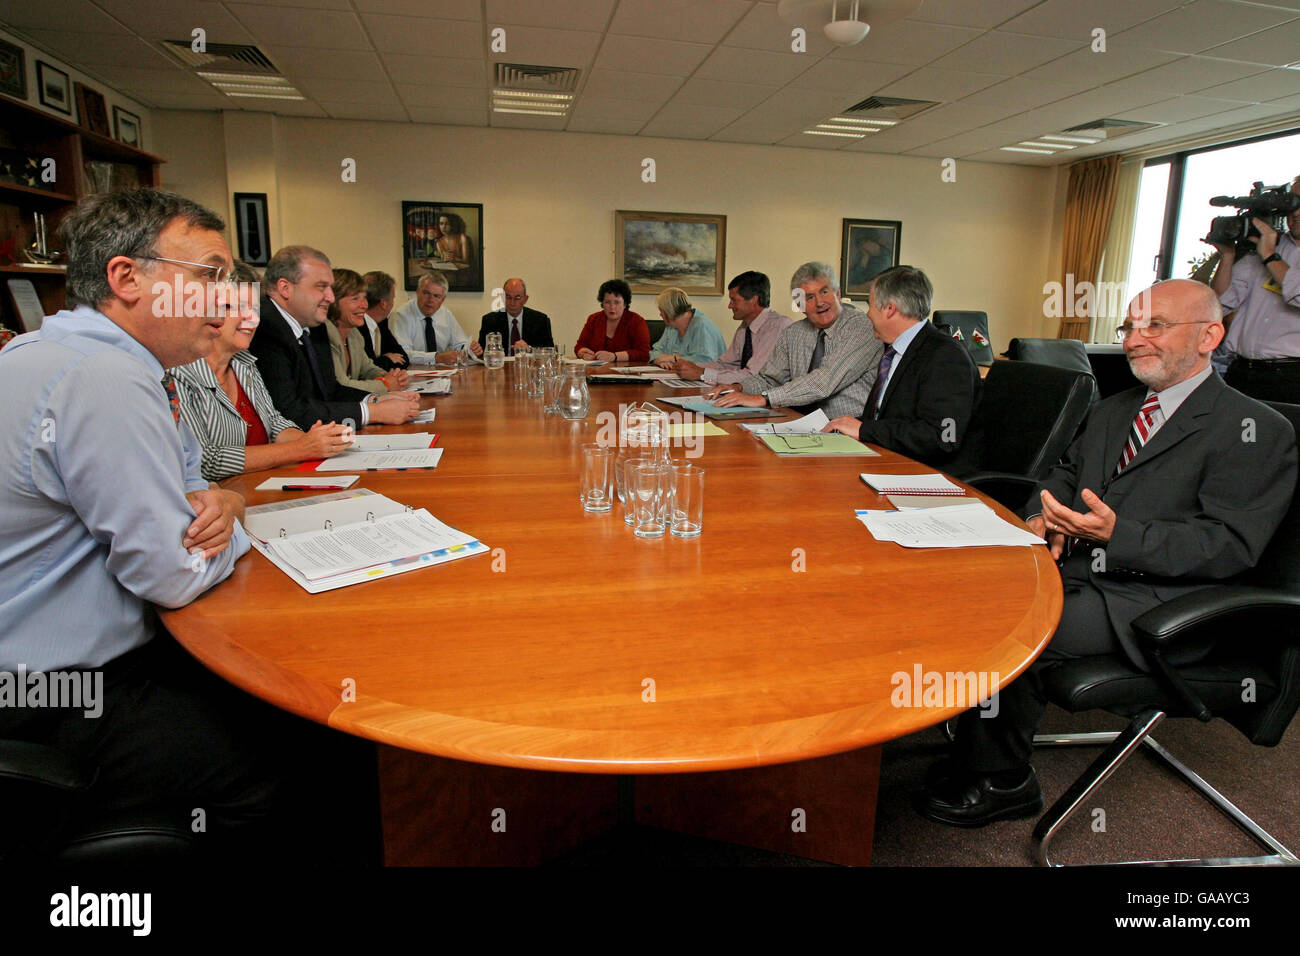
top-left (823, 265), bottom-right (982, 475)
top-left (917, 279), bottom-right (1298, 827)
top-left (478, 277), bottom-right (554, 353)
top-left (250, 245), bottom-right (418, 430)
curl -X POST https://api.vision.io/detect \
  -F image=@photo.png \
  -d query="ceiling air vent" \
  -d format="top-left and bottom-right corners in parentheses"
top-left (160, 40), bottom-right (279, 74)
top-left (492, 63), bottom-right (579, 116)
top-left (843, 95), bottom-right (940, 121)
top-left (1064, 117), bottom-right (1162, 140)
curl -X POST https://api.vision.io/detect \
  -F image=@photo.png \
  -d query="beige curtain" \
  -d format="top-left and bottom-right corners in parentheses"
top-left (1057, 155), bottom-right (1122, 341)
top-left (1090, 159), bottom-right (1142, 343)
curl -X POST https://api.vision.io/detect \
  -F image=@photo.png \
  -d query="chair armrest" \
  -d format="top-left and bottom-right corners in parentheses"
top-left (963, 472), bottom-right (1038, 512)
top-left (0, 739), bottom-right (92, 791)
top-left (1131, 586), bottom-right (1300, 647)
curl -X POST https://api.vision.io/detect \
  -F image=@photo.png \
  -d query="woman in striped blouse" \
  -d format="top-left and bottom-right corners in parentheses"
top-left (171, 261), bottom-right (354, 481)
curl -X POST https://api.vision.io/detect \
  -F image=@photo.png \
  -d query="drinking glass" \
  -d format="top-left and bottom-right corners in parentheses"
top-left (513, 345), bottom-right (531, 389)
top-left (632, 462), bottom-right (670, 538)
top-left (669, 464), bottom-right (704, 538)
top-left (579, 444), bottom-right (615, 513)
top-left (618, 450), bottom-right (651, 524)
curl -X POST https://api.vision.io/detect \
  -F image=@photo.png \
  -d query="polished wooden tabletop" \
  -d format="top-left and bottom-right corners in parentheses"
top-left (161, 362), bottom-right (1061, 774)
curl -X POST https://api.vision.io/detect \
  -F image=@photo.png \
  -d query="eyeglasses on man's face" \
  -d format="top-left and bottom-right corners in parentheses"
top-left (1114, 319), bottom-right (1211, 343)
top-left (140, 255), bottom-right (237, 286)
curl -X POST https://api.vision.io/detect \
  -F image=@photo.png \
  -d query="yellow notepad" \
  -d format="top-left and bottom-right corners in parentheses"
top-left (667, 421), bottom-right (729, 438)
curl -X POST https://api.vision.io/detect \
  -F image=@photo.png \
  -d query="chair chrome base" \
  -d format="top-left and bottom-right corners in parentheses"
top-left (1031, 709), bottom-right (1300, 867)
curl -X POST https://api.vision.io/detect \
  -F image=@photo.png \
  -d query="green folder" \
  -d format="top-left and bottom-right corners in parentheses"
top-left (759, 434), bottom-right (880, 457)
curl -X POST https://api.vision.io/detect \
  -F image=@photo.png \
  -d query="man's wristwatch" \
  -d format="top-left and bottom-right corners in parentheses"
top-left (763, 394), bottom-right (771, 408)
top-left (1263, 253), bottom-right (1283, 266)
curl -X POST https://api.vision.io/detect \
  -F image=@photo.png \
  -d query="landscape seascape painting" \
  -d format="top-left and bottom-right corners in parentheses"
top-left (616, 211), bottom-right (726, 296)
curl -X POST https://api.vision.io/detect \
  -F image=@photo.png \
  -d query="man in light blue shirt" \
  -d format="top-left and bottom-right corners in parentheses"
top-left (0, 188), bottom-right (276, 855)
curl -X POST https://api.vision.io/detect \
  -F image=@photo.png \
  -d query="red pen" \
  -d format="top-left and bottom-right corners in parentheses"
top-left (280, 484), bottom-right (348, 490)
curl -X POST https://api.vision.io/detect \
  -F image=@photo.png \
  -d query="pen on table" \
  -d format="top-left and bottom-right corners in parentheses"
top-left (280, 484), bottom-right (348, 490)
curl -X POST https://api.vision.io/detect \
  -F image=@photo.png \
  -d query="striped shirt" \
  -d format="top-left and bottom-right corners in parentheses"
top-left (170, 350), bottom-right (298, 481)
top-left (740, 304), bottom-right (883, 418)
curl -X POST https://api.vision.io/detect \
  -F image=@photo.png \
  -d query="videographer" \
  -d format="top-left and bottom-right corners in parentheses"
top-left (1208, 175), bottom-right (1300, 402)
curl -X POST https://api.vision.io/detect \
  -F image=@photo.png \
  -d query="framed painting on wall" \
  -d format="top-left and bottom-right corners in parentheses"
top-left (0, 39), bottom-right (26, 100)
top-left (840, 218), bottom-right (901, 297)
top-left (233, 193), bottom-right (271, 267)
top-left (113, 106), bottom-right (141, 148)
top-left (401, 201), bottom-right (483, 293)
top-left (615, 210), bottom-right (726, 296)
top-left (36, 61), bottom-right (71, 116)
top-left (74, 82), bottom-right (110, 137)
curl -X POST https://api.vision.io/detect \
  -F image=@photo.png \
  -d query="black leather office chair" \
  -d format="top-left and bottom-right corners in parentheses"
top-left (1004, 338), bottom-right (1093, 377)
top-left (962, 360), bottom-right (1097, 510)
top-left (1029, 401), bottom-right (1300, 867)
top-left (0, 737), bottom-right (196, 864)
top-left (933, 311), bottom-right (994, 366)
top-left (645, 318), bottom-right (665, 348)
top-left (1084, 343), bottom-right (1141, 398)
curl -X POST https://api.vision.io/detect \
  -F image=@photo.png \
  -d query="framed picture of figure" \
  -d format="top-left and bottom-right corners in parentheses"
top-left (233, 192), bottom-right (271, 267)
top-left (401, 201), bottom-right (483, 292)
top-left (840, 218), bottom-right (901, 297)
top-left (615, 210), bottom-right (726, 296)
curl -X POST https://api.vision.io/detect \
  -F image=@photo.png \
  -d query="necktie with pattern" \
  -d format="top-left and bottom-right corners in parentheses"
top-left (1115, 393), bottom-right (1164, 475)
top-left (739, 326), bottom-right (753, 370)
top-left (160, 372), bottom-right (181, 426)
top-left (807, 329), bottom-right (826, 372)
top-left (865, 346), bottom-right (897, 420)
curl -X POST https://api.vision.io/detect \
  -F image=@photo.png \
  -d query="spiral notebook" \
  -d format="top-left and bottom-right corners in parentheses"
top-left (860, 473), bottom-right (966, 496)
top-left (243, 489), bottom-right (487, 592)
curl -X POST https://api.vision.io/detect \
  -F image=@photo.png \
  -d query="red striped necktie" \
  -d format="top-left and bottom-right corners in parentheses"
top-left (1115, 393), bottom-right (1162, 475)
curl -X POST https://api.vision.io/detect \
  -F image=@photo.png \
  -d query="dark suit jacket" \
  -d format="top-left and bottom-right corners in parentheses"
top-left (1037, 372), bottom-right (1297, 666)
top-left (360, 316), bottom-right (409, 371)
top-left (856, 320), bottom-right (983, 476)
top-left (248, 295), bottom-right (368, 430)
top-left (479, 307), bottom-right (554, 350)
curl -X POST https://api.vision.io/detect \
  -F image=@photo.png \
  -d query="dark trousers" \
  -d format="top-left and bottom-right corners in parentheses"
top-left (1, 634), bottom-right (380, 863)
top-left (1225, 358), bottom-right (1300, 404)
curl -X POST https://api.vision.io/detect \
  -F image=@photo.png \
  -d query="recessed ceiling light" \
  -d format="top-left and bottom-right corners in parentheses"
top-left (1040, 133), bottom-right (1100, 144)
top-left (493, 106), bottom-right (567, 116)
top-left (224, 91), bottom-right (306, 101)
top-left (1018, 140), bottom-right (1075, 150)
top-left (803, 129), bottom-right (864, 138)
top-left (1000, 146), bottom-right (1054, 154)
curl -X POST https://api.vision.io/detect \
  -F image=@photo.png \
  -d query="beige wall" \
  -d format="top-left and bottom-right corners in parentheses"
top-left (154, 110), bottom-right (1063, 351)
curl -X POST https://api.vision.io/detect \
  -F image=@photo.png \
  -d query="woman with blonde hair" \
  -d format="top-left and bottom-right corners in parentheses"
top-left (650, 287), bottom-right (727, 369)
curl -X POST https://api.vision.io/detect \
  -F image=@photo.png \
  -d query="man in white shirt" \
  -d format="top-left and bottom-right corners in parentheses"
top-left (389, 271), bottom-right (483, 366)
top-left (674, 271), bottom-right (793, 384)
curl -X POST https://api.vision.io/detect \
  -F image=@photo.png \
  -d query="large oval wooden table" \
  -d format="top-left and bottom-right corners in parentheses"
top-left (161, 362), bottom-right (1062, 866)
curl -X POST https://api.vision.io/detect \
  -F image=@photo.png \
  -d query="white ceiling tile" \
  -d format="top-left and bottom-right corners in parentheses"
top-left (352, 0), bottom-right (480, 20)
top-left (264, 46), bottom-right (386, 81)
top-left (360, 13), bottom-right (482, 56)
top-left (484, 25), bottom-right (601, 68)
top-left (787, 57), bottom-right (911, 94)
top-left (406, 105), bottom-right (488, 125)
top-left (1111, 94), bottom-right (1247, 123)
top-left (566, 114), bottom-right (648, 135)
top-left (1019, 42), bottom-right (1179, 86)
top-left (486, 0), bottom-right (616, 30)
top-left (0, 0), bottom-right (127, 33)
top-left (1204, 18), bottom-right (1300, 66)
top-left (907, 0), bottom-right (1043, 30)
top-left (1194, 69), bottom-right (1300, 103)
top-left (709, 126), bottom-right (783, 144)
top-left (922, 127), bottom-right (1049, 154)
top-left (912, 99), bottom-right (1024, 127)
top-left (754, 86), bottom-right (860, 122)
top-left (225, 4), bottom-right (365, 50)
top-left (609, 0), bottom-right (749, 43)
top-left (321, 101), bottom-right (410, 121)
top-left (876, 67), bottom-right (1005, 102)
top-left (830, 21), bottom-right (984, 65)
top-left (776, 131), bottom-right (853, 149)
top-left (928, 31), bottom-right (1084, 75)
top-left (957, 76), bottom-right (1089, 110)
top-left (232, 0), bottom-right (350, 8)
top-left (491, 111), bottom-right (567, 129)
top-left (640, 102), bottom-right (745, 138)
top-left (97, 0), bottom-right (254, 42)
top-left (1111, 0), bottom-right (1296, 55)
top-left (999, 0), bottom-right (1182, 39)
top-left (671, 77), bottom-right (776, 110)
top-left (725, 2), bottom-right (836, 55)
top-left (964, 147), bottom-right (1056, 165)
top-left (1265, 91), bottom-right (1300, 110)
top-left (696, 45), bottom-right (813, 85)
top-left (1115, 56), bottom-right (1270, 94)
top-left (385, 55), bottom-right (486, 89)
top-left (594, 35), bottom-right (712, 76)
top-left (142, 91), bottom-right (231, 109)
top-left (297, 77), bottom-right (396, 104)
top-left (581, 69), bottom-right (682, 103)
top-left (842, 120), bottom-right (952, 151)
top-left (396, 84), bottom-right (487, 109)
top-left (82, 65), bottom-right (213, 95)
top-left (235, 98), bottom-right (327, 117)
top-left (18, 30), bottom-right (175, 69)
top-left (568, 96), bottom-right (661, 124)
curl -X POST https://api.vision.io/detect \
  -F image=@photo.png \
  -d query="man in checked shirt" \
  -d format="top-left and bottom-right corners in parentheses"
top-left (706, 261), bottom-right (882, 418)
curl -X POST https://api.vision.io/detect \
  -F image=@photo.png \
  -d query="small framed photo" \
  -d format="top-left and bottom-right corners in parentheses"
top-left (74, 82), bottom-right (111, 136)
top-left (113, 106), bottom-right (141, 148)
top-left (0, 39), bottom-right (26, 100)
top-left (36, 61), bottom-right (71, 116)
top-left (840, 218), bottom-right (902, 297)
top-left (233, 192), bottom-right (271, 267)
top-left (402, 201), bottom-right (483, 292)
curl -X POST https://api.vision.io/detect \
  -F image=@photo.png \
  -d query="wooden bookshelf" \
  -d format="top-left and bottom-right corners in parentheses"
top-left (0, 93), bottom-right (164, 332)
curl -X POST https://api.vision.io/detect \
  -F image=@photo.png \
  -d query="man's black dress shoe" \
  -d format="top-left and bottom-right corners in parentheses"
top-left (914, 767), bottom-right (1043, 828)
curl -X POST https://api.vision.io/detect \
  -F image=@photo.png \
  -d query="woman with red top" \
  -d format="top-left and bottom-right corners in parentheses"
top-left (575, 278), bottom-right (651, 363)
top-left (170, 261), bottom-right (353, 481)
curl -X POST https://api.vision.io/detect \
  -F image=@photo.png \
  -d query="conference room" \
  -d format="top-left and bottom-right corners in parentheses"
top-left (1, 0), bottom-right (1299, 891)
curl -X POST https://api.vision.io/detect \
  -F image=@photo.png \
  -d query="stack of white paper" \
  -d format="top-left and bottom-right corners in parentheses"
top-left (740, 409), bottom-right (829, 435)
top-left (855, 502), bottom-right (1044, 548)
top-left (860, 472), bottom-right (966, 496)
top-left (345, 433), bottom-right (435, 452)
top-left (408, 378), bottom-right (452, 395)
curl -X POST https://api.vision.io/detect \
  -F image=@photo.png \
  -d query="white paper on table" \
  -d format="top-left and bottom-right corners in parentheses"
top-left (652, 393), bottom-right (711, 407)
top-left (314, 448), bottom-right (444, 471)
top-left (254, 475), bottom-right (360, 492)
top-left (345, 432), bottom-right (436, 452)
top-left (266, 509), bottom-right (475, 581)
top-left (887, 494), bottom-right (977, 510)
top-left (859, 472), bottom-right (966, 495)
top-left (740, 409), bottom-right (829, 435)
top-left (244, 488), bottom-right (405, 542)
top-left (408, 379), bottom-right (452, 395)
top-left (612, 366), bottom-right (662, 373)
top-left (855, 503), bottom-right (1044, 548)
top-left (412, 408), bottom-right (437, 424)
top-left (408, 369), bottom-right (456, 377)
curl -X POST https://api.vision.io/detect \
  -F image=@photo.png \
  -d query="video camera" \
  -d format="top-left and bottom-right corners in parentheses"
top-left (1206, 181), bottom-right (1300, 254)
